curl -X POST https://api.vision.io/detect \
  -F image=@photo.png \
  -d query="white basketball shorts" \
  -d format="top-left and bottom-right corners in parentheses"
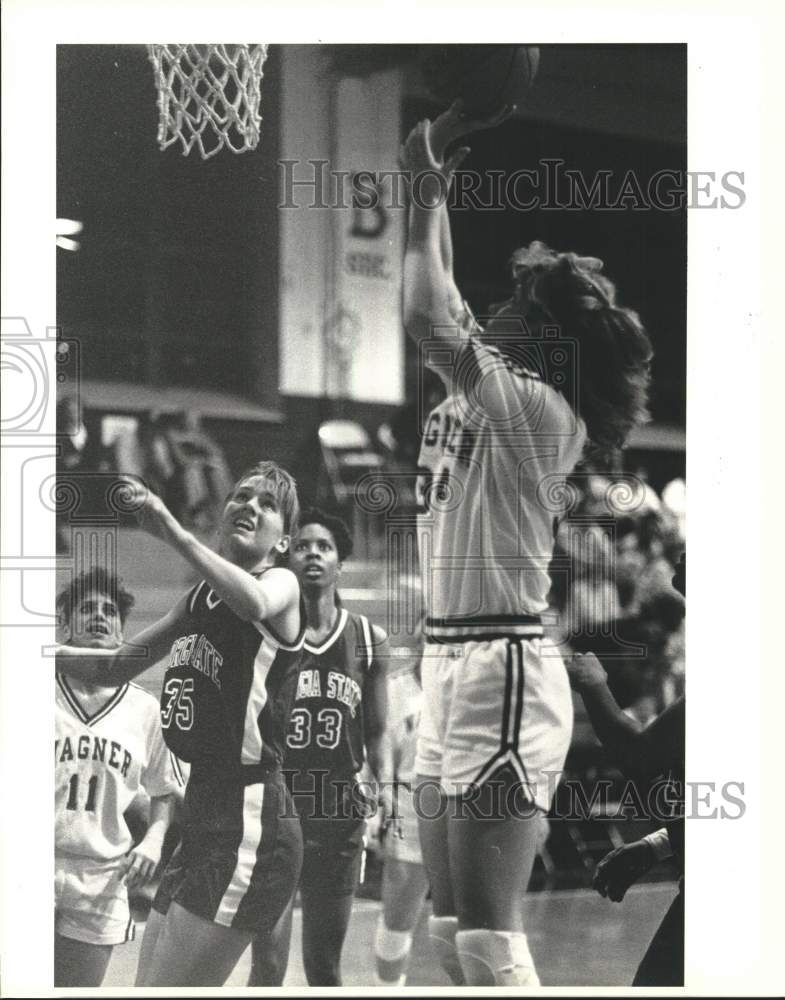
top-left (414, 637), bottom-right (573, 813)
top-left (55, 853), bottom-right (135, 946)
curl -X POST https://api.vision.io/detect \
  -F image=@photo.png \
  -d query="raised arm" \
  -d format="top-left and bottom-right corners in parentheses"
top-left (127, 482), bottom-right (298, 624)
top-left (402, 126), bottom-right (464, 347)
top-left (401, 102), bottom-right (512, 350)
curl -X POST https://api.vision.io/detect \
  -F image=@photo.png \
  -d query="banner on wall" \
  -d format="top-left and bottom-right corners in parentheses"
top-left (279, 48), bottom-right (405, 404)
top-left (326, 73), bottom-right (405, 404)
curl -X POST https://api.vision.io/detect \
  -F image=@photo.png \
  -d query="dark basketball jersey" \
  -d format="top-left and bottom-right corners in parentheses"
top-left (283, 608), bottom-right (376, 788)
top-left (159, 578), bottom-right (305, 777)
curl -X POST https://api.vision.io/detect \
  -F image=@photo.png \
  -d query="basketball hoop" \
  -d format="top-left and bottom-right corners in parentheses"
top-left (147, 44), bottom-right (269, 159)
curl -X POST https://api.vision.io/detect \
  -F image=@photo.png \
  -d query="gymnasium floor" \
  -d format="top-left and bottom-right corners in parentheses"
top-left (105, 883), bottom-right (678, 988)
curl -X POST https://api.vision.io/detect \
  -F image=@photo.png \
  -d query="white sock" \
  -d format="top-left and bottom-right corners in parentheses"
top-left (455, 928), bottom-right (540, 987)
top-left (428, 915), bottom-right (464, 985)
top-left (374, 917), bottom-right (412, 985)
top-left (373, 971), bottom-right (406, 986)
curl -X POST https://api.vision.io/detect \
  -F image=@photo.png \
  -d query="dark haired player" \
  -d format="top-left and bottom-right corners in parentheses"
top-left (55, 568), bottom-right (182, 987)
top-left (400, 102), bottom-right (653, 986)
top-left (249, 508), bottom-right (391, 987)
top-left (57, 461), bottom-right (306, 987)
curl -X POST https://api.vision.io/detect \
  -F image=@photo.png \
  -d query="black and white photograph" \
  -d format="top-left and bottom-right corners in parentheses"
top-left (2, 2), bottom-right (783, 995)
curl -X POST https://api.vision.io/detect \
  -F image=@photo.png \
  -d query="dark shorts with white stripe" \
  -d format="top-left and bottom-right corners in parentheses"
top-left (298, 814), bottom-right (366, 897)
top-left (152, 769), bottom-right (303, 935)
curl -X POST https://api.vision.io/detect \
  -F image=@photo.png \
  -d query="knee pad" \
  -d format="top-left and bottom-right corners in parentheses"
top-left (374, 919), bottom-right (412, 964)
top-left (455, 928), bottom-right (539, 987)
top-left (428, 915), bottom-right (464, 985)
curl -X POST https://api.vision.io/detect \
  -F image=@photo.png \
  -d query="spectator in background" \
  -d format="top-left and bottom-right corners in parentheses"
top-left (661, 478), bottom-right (686, 542)
top-left (556, 476), bottom-right (686, 718)
top-left (57, 394), bottom-right (112, 476)
top-left (143, 412), bottom-right (181, 511)
top-left (164, 412), bottom-right (233, 531)
top-left (56, 394), bottom-right (112, 551)
top-left (626, 510), bottom-right (681, 616)
top-left (140, 411), bottom-right (233, 531)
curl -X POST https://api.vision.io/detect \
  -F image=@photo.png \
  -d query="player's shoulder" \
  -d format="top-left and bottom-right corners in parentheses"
top-left (346, 610), bottom-right (386, 641)
top-left (126, 681), bottom-right (161, 713)
top-left (259, 565), bottom-right (299, 590)
top-left (369, 621), bottom-right (387, 644)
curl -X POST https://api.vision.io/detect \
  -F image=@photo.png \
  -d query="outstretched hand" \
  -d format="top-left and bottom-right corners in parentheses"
top-left (116, 476), bottom-right (176, 542)
top-left (399, 100), bottom-right (515, 206)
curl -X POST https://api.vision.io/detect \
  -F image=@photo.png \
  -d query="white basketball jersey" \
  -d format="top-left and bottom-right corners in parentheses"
top-left (388, 670), bottom-right (422, 787)
top-left (55, 673), bottom-right (186, 862)
top-left (417, 331), bottom-right (586, 641)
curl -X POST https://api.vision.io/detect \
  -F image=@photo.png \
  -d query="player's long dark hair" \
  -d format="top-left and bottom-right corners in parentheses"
top-left (499, 242), bottom-right (653, 452)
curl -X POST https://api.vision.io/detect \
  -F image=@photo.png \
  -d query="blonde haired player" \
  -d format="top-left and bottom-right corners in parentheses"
top-left (54, 568), bottom-right (183, 987)
top-left (401, 101), bottom-right (652, 986)
top-left (57, 462), bottom-right (305, 987)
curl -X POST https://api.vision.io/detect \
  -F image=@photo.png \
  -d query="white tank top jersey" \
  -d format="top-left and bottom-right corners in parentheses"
top-left (55, 673), bottom-right (186, 862)
top-left (388, 669), bottom-right (423, 787)
top-left (417, 317), bottom-right (586, 642)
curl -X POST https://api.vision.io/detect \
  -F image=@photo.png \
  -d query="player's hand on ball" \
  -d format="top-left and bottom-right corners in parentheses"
top-left (592, 840), bottom-right (656, 902)
top-left (566, 652), bottom-right (608, 690)
top-left (399, 119), bottom-right (470, 207)
top-left (429, 98), bottom-right (515, 161)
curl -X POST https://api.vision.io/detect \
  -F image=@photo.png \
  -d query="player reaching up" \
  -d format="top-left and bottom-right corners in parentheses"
top-left (249, 508), bottom-right (391, 987)
top-left (54, 568), bottom-right (182, 987)
top-left (400, 100), bottom-right (653, 986)
top-left (56, 461), bottom-right (306, 987)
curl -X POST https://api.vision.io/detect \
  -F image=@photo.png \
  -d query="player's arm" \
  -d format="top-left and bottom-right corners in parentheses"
top-left (55, 593), bottom-right (190, 685)
top-left (401, 105), bottom-right (480, 352)
top-left (402, 103), bottom-right (508, 351)
top-left (363, 626), bottom-right (394, 788)
top-left (568, 653), bottom-right (685, 778)
top-left (122, 792), bottom-right (177, 890)
top-left (402, 165), bottom-right (463, 351)
top-left (128, 481), bottom-right (299, 623)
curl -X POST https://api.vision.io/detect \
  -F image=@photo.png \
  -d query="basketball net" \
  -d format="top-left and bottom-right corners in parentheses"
top-left (147, 44), bottom-right (269, 159)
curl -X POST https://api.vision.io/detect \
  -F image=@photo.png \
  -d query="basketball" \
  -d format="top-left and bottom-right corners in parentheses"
top-left (420, 45), bottom-right (540, 117)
